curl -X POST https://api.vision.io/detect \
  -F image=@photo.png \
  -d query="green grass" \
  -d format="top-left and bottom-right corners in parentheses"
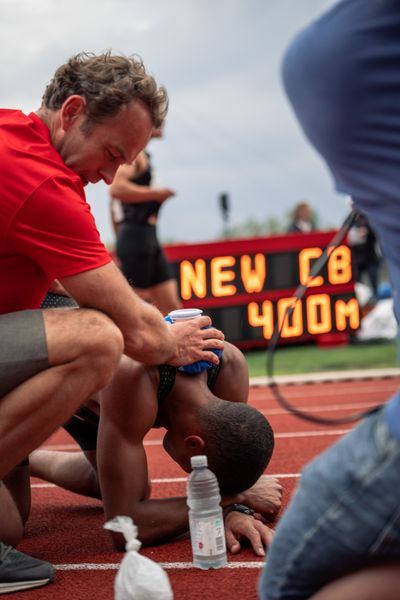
top-left (244, 340), bottom-right (399, 378)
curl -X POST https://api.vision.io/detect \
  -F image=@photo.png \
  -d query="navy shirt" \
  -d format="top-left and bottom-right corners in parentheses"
top-left (282, 0), bottom-right (400, 433)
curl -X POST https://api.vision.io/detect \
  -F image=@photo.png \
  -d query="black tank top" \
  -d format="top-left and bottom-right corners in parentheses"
top-left (122, 152), bottom-right (162, 225)
top-left (152, 360), bottom-right (223, 428)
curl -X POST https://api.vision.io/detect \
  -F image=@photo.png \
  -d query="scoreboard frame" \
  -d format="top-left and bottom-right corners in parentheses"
top-left (164, 230), bottom-right (360, 349)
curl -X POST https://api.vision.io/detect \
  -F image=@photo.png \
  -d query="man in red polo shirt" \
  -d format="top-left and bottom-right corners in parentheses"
top-left (0, 52), bottom-right (224, 594)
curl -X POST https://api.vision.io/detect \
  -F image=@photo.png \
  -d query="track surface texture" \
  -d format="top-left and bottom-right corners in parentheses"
top-left (13, 372), bottom-right (400, 599)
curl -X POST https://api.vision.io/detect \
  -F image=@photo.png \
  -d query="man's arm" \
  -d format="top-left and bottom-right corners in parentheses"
top-left (60, 262), bottom-right (224, 366)
top-left (97, 359), bottom-right (190, 549)
top-left (99, 437), bottom-right (190, 549)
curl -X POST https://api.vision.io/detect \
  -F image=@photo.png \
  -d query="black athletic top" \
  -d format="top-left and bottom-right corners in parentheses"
top-left (122, 152), bottom-right (162, 225)
top-left (152, 360), bottom-right (223, 428)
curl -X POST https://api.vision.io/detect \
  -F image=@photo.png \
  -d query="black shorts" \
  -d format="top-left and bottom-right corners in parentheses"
top-left (0, 310), bottom-right (48, 399)
top-left (40, 292), bottom-right (78, 309)
top-left (64, 406), bottom-right (99, 451)
top-left (116, 222), bottom-right (174, 289)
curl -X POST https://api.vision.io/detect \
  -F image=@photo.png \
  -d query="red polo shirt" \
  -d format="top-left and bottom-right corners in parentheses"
top-left (0, 109), bottom-right (111, 313)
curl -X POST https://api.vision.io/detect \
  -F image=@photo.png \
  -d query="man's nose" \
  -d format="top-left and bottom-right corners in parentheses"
top-left (101, 163), bottom-right (120, 185)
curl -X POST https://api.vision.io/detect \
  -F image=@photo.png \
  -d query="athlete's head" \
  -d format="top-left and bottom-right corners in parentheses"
top-left (199, 399), bottom-right (274, 494)
top-left (163, 398), bottom-right (274, 495)
top-left (41, 51), bottom-right (168, 131)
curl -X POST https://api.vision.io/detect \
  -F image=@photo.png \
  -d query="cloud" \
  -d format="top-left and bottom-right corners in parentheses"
top-left (1, 0), bottom-right (344, 245)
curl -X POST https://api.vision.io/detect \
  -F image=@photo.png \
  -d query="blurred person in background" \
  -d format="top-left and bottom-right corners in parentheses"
top-left (287, 201), bottom-right (316, 233)
top-left (348, 210), bottom-right (381, 301)
top-left (109, 128), bottom-right (181, 314)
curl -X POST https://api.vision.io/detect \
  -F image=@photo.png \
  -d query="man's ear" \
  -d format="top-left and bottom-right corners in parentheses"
top-left (184, 435), bottom-right (205, 453)
top-left (60, 95), bottom-right (86, 131)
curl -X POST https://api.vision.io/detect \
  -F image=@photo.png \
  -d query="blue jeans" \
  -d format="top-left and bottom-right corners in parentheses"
top-left (258, 408), bottom-right (400, 599)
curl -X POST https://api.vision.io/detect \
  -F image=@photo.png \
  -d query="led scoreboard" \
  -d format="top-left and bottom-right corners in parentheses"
top-left (164, 230), bottom-right (360, 349)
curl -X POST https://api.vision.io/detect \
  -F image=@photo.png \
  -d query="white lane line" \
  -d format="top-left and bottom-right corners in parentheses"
top-left (276, 428), bottom-right (350, 438)
top-left (42, 444), bottom-right (79, 450)
top-left (147, 429), bottom-right (351, 441)
top-left (250, 369), bottom-right (400, 386)
top-left (43, 428), bottom-right (349, 452)
top-left (251, 383), bottom-right (398, 400)
top-left (55, 561), bottom-right (264, 571)
top-left (31, 473), bottom-right (301, 489)
top-left (261, 401), bottom-right (381, 416)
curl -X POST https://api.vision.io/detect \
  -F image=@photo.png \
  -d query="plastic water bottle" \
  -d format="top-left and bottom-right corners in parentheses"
top-left (186, 455), bottom-right (227, 569)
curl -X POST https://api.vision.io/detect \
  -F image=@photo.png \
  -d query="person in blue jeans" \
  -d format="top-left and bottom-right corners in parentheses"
top-left (259, 1), bottom-right (400, 598)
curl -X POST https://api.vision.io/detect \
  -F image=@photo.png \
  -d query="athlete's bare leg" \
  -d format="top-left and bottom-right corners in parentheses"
top-left (30, 450), bottom-right (100, 499)
top-left (0, 308), bottom-right (123, 479)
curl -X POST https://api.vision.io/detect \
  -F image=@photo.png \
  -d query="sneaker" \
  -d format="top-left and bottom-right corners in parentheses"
top-left (0, 542), bottom-right (55, 594)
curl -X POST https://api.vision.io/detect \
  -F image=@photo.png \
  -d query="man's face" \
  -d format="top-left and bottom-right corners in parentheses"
top-left (58, 98), bottom-right (153, 185)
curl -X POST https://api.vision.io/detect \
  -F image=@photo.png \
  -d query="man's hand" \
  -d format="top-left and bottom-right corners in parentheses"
top-left (154, 187), bottom-right (175, 202)
top-left (224, 512), bottom-right (274, 557)
top-left (240, 476), bottom-right (283, 520)
top-left (167, 316), bottom-right (225, 367)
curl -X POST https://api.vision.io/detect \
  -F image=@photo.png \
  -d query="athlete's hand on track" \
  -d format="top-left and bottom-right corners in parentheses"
top-left (167, 316), bottom-right (224, 367)
top-left (224, 511), bottom-right (274, 557)
top-left (239, 476), bottom-right (283, 521)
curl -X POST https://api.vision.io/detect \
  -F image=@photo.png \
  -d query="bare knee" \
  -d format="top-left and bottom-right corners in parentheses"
top-left (44, 308), bottom-right (124, 390)
top-left (74, 310), bottom-right (124, 388)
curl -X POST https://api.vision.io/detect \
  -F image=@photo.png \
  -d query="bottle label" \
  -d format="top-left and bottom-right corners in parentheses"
top-left (189, 514), bottom-right (226, 556)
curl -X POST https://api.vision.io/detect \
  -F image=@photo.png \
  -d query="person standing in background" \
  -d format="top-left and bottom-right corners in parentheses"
top-left (109, 128), bottom-right (181, 314)
top-left (287, 201), bottom-right (315, 233)
top-left (348, 210), bottom-right (381, 300)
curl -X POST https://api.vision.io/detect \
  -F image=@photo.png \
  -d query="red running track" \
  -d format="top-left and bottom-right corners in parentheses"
top-left (13, 375), bottom-right (400, 600)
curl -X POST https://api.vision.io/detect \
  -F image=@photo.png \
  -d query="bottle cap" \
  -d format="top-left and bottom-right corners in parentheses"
top-left (168, 308), bottom-right (203, 321)
top-left (190, 455), bottom-right (208, 468)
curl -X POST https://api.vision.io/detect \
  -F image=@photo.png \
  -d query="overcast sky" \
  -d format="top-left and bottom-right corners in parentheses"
top-left (1, 0), bottom-right (346, 245)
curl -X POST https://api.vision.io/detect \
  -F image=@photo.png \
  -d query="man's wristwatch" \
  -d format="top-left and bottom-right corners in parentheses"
top-left (223, 503), bottom-right (255, 517)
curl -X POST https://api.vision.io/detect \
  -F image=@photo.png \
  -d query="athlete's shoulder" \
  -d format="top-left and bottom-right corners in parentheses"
top-left (223, 341), bottom-right (246, 368)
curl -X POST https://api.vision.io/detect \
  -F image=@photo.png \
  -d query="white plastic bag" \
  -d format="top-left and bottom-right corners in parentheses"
top-left (104, 516), bottom-right (174, 600)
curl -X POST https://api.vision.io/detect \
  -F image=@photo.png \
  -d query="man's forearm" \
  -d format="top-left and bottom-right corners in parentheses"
top-left (105, 497), bottom-right (190, 550)
top-left (61, 262), bottom-right (223, 367)
top-left (122, 302), bottom-right (177, 365)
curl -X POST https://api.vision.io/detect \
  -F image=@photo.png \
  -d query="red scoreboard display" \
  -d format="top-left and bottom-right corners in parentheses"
top-left (164, 230), bottom-right (360, 349)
